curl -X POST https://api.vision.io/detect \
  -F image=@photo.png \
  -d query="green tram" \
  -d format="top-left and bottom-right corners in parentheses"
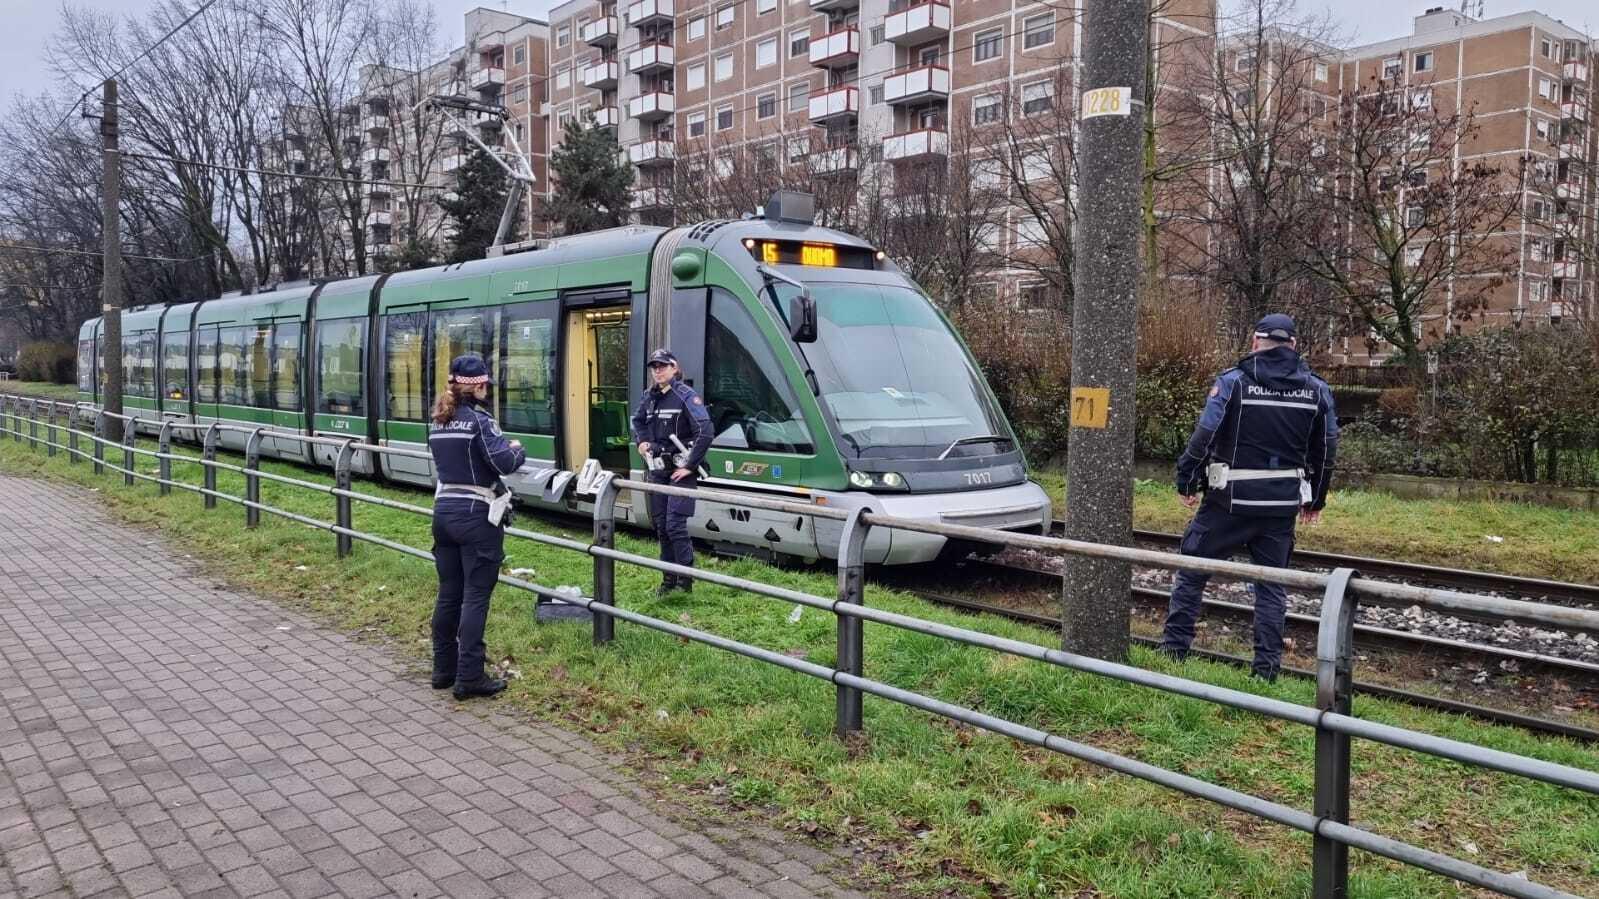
top-left (75, 197), bottom-right (1050, 563)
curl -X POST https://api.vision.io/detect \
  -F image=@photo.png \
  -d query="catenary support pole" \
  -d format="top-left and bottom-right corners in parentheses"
top-left (1060, 0), bottom-right (1149, 661)
top-left (99, 78), bottom-right (124, 443)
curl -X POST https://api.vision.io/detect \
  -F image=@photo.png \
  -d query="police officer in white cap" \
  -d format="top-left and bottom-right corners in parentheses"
top-left (631, 348), bottom-right (711, 596)
top-left (1159, 314), bottom-right (1339, 681)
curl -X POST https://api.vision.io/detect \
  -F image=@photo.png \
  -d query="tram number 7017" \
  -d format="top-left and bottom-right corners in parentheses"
top-left (963, 471), bottom-right (993, 486)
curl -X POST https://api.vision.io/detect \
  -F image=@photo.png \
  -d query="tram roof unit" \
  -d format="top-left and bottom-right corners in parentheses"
top-left (194, 284), bottom-right (317, 328)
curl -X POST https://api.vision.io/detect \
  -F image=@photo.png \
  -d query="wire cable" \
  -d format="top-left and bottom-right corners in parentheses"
top-left (117, 149), bottom-right (451, 191)
top-left (0, 244), bottom-right (206, 263)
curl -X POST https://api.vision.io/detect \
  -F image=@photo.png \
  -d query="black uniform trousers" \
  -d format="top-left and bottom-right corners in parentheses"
top-left (431, 498), bottom-right (505, 682)
top-left (1159, 497), bottom-right (1296, 680)
top-left (646, 468), bottom-right (696, 569)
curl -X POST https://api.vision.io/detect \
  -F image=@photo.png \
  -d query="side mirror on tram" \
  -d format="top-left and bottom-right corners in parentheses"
top-left (789, 293), bottom-right (818, 344)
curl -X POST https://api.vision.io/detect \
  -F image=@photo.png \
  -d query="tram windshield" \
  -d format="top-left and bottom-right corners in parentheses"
top-left (772, 281), bottom-right (1012, 460)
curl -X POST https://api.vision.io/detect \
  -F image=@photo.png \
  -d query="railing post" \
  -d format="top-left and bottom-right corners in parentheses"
top-left (202, 424), bottom-right (219, 509)
top-left (67, 409), bottom-right (79, 464)
top-left (591, 477), bottom-right (620, 645)
top-left (334, 440), bottom-right (355, 558)
top-left (833, 507), bottom-right (872, 736)
top-left (157, 421), bottom-right (173, 496)
top-left (244, 428), bottom-right (264, 528)
top-left (10, 396), bottom-right (20, 443)
top-left (93, 411), bottom-right (105, 475)
top-left (45, 404), bottom-right (57, 458)
top-left (1313, 567), bottom-right (1360, 899)
top-left (121, 417), bottom-right (136, 487)
top-left (27, 399), bottom-right (39, 449)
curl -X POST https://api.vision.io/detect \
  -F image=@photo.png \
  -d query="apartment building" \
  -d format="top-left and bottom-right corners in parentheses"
top-left (1337, 7), bottom-right (1596, 354)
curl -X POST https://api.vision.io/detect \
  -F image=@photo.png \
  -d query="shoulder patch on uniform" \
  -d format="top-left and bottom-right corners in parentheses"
top-left (1209, 386), bottom-right (1219, 397)
top-left (692, 395), bottom-right (703, 405)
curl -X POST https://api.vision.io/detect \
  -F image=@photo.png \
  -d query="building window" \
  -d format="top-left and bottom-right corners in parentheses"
top-left (556, 24), bottom-right (570, 47)
top-left (1404, 206), bottom-right (1424, 228)
top-left (1022, 13), bottom-right (1054, 50)
top-left (1314, 62), bottom-right (1328, 82)
top-left (688, 62), bottom-right (706, 90)
top-left (757, 0), bottom-right (776, 14)
top-left (1022, 80), bottom-right (1054, 115)
top-left (555, 66), bottom-right (571, 89)
top-left (514, 45), bottom-right (526, 65)
top-left (1535, 119), bottom-right (1552, 142)
top-left (973, 158), bottom-right (1003, 188)
top-left (1235, 54), bottom-right (1256, 72)
top-left (688, 16), bottom-right (706, 40)
top-left (787, 133), bottom-right (809, 161)
top-left (918, 45), bottom-right (941, 66)
top-left (1412, 88), bottom-right (1431, 109)
top-left (790, 28), bottom-right (810, 57)
top-left (688, 111), bottom-right (706, 137)
top-left (1413, 51), bottom-right (1432, 72)
top-left (973, 28), bottom-right (1002, 62)
top-left (1022, 150), bottom-right (1050, 182)
top-left (1529, 198), bottom-right (1547, 221)
top-left (714, 154), bottom-right (734, 177)
top-left (757, 37), bottom-right (777, 68)
top-left (557, 109), bottom-right (572, 128)
top-left (1541, 38), bottom-right (1553, 58)
top-left (787, 81), bottom-right (810, 112)
top-left (973, 92), bottom-right (1002, 124)
top-left (715, 52), bottom-right (734, 82)
top-left (1538, 78), bottom-right (1555, 100)
top-left (715, 5), bottom-right (736, 30)
top-left (869, 24), bottom-right (884, 45)
top-left (716, 103), bottom-right (734, 130)
top-left (868, 83), bottom-right (883, 105)
top-left (757, 92), bottom-right (777, 119)
top-left (1382, 56), bottom-right (1401, 78)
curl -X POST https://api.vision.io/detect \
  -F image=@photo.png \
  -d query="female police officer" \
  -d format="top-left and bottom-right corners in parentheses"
top-left (428, 354), bottom-right (525, 700)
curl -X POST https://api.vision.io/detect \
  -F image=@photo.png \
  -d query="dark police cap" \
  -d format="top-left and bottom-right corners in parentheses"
top-left (1253, 314), bottom-right (1296, 341)
top-left (647, 348), bottom-right (678, 367)
top-left (449, 354), bottom-right (492, 385)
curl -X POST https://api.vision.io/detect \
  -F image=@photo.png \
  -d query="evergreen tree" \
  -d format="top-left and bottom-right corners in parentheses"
top-left (546, 116), bottom-right (633, 235)
top-left (439, 148), bottom-right (522, 263)
top-left (377, 238), bottom-right (442, 273)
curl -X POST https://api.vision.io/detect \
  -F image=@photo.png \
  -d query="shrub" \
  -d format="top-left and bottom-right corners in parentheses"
top-left (954, 302), bottom-right (1073, 464)
top-left (16, 341), bottom-right (76, 384)
top-left (1134, 307), bottom-right (1228, 459)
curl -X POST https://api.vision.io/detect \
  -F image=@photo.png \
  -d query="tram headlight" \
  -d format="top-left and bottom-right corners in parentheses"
top-left (846, 470), bottom-right (909, 491)
top-left (848, 470), bottom-right (874, 489)
top-left (880, 472), bottom-right (905, 489)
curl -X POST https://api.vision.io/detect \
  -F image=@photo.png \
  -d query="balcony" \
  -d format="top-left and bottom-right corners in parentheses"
top-left (441, 153), bottom-right (466, 172)
top-left (367, 242), bottom-right (393, 257)
top-left (471, 67), bottom-right (506, 91)
top-left (626, 0), bottom-right (673, 27)
top-left (1555, 180), bottom-right (1582, 200)
top-left (1552, 260), bottom-right (1579, 279)
top-left (362, 114), bottom-right (388, 135)
top-left (592, 106), bottom-right (621, 129)
top-left (582, 16), bottom-right (619, 47)
top-left (628, 91), bottom-right (675, 121)
top-left (476, 31), bottom-right (504, 53)
top-left (1565, 61), bottom-right (1589, 83)
top-left (882, 127), bottom-right (948, 161)
top-left (366, 180), bottom-right (391, 199)
top-left (885, 2), bottom-right (950, 46)
top-left (1562, 99), bottom-right (1588, 120)
top-left (808, 85), bottom-right (860, 124)
top-left (473, 109), bottom-right (504, 129)
top-left (808, 28), bottom-right (859, 69)
top-left (583, 60), bottom-right (619, 90)
top-left (809, 0), bottom-right (857, 12)
top-left (810, 145), bottom-right (858, 174)
top-left (628, 43), bottom-right (674, 75)
top-left (632, 187), bottom-right (668, 210)
top-left (884, 65), bottom-right (950, 105)
top-left (626, 139), bottom-right (675, 167)
top-left (1559, 138), bottom-right (1585, 160)
top-left (361, 147), bottom-right (390, 164)
top-left (366, 211), bottom-right (393, 227)
top-left (285, 149), bottom-right (306, 165)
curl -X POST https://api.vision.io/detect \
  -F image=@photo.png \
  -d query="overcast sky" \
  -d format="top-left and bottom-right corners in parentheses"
top-left (2, 0), bottom-right (1595, 110)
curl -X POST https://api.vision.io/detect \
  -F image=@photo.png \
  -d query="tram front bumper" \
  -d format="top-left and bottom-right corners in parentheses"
top-left (812, 480), bottom-right (1053, 565)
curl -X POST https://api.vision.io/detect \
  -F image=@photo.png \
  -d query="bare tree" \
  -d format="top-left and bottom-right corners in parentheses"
top-left (365, 0), bottom-right (454, 260)
top-left (1301, 75), bottom-right (1525, 363)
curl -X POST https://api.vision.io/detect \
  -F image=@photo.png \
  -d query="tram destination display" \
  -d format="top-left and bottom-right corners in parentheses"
top-left (743, 239), bottom-right (876, 270)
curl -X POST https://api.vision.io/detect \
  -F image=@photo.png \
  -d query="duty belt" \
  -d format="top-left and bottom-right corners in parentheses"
top-left (1207, 464), bottom-right (1312, 504)
top-left (435, 482), bottom-right (498, 502)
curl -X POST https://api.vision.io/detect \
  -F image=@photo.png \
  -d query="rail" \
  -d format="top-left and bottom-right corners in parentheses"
top-left (3, 392), bottom-right (1597, 899)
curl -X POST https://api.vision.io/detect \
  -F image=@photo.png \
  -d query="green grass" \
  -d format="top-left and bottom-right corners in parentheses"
top-left (1035, 470), bottom-right (1599, 585)
top-left (3, 430), bottom-right (1598, 897)
top-left (1, 380), bottom-right (78, 401)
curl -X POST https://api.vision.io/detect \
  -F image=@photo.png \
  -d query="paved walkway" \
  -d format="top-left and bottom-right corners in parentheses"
top-left (0, 475), bottom-right (866, 899)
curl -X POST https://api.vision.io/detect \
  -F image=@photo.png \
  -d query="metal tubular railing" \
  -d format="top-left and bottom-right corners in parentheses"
top-left (2, 393), bottom-right (1596, 899)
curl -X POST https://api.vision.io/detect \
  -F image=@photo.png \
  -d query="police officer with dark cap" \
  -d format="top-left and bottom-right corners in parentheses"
top-left (631, 348), bottom-right (711, 596)
top-left (427, 354), bottom-right (526, 699)
top-left (1159, 314), bottom-right (1339, 681)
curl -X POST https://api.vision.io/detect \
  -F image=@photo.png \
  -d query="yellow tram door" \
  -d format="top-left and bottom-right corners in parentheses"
top-left (562, 306), bottom-right (632, 473)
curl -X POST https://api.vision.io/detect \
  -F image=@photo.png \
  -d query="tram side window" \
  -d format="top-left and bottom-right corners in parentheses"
top-left (500, 303), bottom-right (556, 434)
top-left (77, 340), bottom-right (94, 392)
top-left (121, 333), bottom-right (140, 398)
top-left (194, 327), bottom-right (219, 403)
top-left (162, 329), bottom-right (189, 401)
top-left (272, 323), bottom-right (302, 411)
top-left (316, 317), bottom-right (366, 417)
top-left (218, 326), bottom-right (250, 406)
top-left (385, 313), bottom-right (427, 421)
top-left (126, 331), bottom-right (157, 399)
top-left (431, 307), bottom-right (498, 402)
top-left (703, 290), bottom-right (814, 454)
top-left (247, 326), bottom-right (272, 407)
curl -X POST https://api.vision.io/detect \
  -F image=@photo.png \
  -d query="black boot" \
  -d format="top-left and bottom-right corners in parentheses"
top-left (656, 576), bottom-right (678, 598)
top-left (452, 675), bottom-right (507, 700)
top-left (431, 672), bottom-right (456, 690)
top-left (676, 574), bottom-right (693, 594)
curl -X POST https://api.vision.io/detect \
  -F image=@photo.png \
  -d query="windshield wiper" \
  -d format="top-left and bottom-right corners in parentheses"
top-left (937, 434), bottom-right (1014, 461)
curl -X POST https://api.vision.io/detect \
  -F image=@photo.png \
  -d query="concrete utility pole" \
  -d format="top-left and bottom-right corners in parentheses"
top-left (1061, 0), bottom-right (1149, 660)
top-left (99, 78), bottom-right (123, 438)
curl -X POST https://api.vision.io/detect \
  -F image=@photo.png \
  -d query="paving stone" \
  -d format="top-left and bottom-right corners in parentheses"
top-left (0, 475), bottom-right (863, 899)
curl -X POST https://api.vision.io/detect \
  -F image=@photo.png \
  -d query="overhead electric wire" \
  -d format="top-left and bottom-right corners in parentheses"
top-left (0, 244), bottom-right (205, 263)
top-left (117, 149), bottom-right (450, 191)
